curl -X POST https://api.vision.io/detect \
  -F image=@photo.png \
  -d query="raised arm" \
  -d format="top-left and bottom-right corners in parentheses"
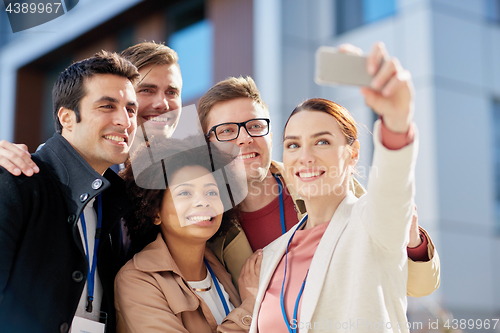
top-left (338, 45), bottom-right (440, 294)
top-left (0, 141), bottom-right (39, 176)
top-left (359, 42), bottom-right (417, 251)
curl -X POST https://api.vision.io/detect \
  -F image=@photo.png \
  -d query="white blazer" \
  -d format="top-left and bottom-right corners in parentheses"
top-left (249, 121), bottom-right (419, 333)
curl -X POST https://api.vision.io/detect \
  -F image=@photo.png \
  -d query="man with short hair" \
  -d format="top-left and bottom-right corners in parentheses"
top-left (199, 75), bottom-right (440, 297)
top-left (120, 42), bottom-right (182, 140)
top-left (0, 51), bottom-right (139, 333)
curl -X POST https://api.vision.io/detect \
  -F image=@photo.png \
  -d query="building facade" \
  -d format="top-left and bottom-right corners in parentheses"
top-left (0, 0), bottom-right (499, 331)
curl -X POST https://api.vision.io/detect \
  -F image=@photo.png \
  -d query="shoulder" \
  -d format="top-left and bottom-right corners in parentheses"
top-left (115, 254), bottom-right (163, 294)
top-left (261, 219), bottom-right (303, 259)
top-left (0, 158), bottom-right (52, 194)
top-left (269, 160), bottom-right (284, 175)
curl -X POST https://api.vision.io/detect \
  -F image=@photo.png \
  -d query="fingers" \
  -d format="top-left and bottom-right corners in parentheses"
top-left (371, 56), bottom-right (401, 92)
top-left (239, 250), bottom-right (262, 282)
top-left (238, 250), bottom-right (263, 301)
top-left (0, 140), bottom-right (39, 176)
top-left (412, 204), bottom-right (418, 226)
top-left (13, 143), bottom-right (29, 153)
top-left (380, 69), bottom-right (412, 98)
top-left (254, 250), bottom-right (263, 277)
top-left (246, 249), bottom-right (263, 277)
top-left (367, 42), bottom-right (387, 76)
top-left (338, 43), bottom-right (363, 56)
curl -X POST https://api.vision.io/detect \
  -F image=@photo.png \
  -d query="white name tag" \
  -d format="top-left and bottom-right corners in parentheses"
top-left (70, 316), bottom-right (105, 333)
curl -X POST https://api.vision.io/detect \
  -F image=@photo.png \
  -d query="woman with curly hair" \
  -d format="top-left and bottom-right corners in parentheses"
top-left (115, 137), bottom-right (260, 333)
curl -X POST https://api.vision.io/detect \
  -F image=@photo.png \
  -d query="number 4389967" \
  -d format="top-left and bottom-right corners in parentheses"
top-left (444, 319), bottom-right (498, 330)
top-left (5, 2), bottom-right (62, 14)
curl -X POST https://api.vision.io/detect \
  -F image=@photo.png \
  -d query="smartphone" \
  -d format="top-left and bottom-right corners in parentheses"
top-left (315, 46), bottom-right (373, 87)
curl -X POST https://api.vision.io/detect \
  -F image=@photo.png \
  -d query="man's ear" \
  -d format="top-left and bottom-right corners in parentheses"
top-left (58, 107), bottom-right (75, 132)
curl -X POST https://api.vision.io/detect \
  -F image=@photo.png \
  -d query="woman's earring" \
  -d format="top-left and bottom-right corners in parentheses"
top-left (154, 216), bottom-right (162, 225)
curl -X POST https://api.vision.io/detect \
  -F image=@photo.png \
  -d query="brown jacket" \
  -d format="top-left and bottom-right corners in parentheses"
top-left (115, 234), bottom-right (254, 333)
top-left (209, 160), bottom-right (440, 297)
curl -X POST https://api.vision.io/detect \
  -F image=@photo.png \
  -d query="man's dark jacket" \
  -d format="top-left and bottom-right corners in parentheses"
top-left (0, 133), bottom-right (131, 333)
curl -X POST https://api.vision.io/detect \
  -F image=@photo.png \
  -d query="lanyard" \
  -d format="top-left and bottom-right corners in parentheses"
top-left (280, 216), bottom-right (308, 333)
top-left (204, 258), bottom-right (230, 316)
top-left (273, 174), bottom-right (286, 235)
top-left (80, 194), bottom-right (102, 313)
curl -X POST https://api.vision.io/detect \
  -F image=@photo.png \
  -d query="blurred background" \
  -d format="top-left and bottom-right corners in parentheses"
top-left (1, 0), bottom-right (499, 331)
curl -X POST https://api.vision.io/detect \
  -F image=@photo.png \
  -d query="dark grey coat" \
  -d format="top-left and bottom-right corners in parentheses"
top-left (0, 133), bottom-right (131, 333)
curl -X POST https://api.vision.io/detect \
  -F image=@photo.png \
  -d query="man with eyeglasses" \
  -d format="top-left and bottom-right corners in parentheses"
top-left (197, 76), bottom-right (440, 299)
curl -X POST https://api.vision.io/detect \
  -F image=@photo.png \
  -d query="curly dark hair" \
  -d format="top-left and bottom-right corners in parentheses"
top-left (121, 136), bottom-right (241, 250)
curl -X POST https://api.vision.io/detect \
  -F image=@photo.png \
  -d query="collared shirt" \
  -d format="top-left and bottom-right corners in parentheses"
top-left (73, 198), bottom-right (103, 324)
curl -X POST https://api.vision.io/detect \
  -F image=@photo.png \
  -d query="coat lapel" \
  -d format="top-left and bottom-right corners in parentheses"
top-left (250, 221), bottom-right (304, 332)
top-left (299, 192), bottom-right (357, 332)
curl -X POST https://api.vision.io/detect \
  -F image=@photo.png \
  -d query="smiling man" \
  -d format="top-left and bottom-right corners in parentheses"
top-left (0, 51), bottom-right (139, 333)
top-left (121, 43), bottom-right (182, 140)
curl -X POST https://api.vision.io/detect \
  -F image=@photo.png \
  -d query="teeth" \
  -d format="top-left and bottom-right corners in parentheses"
top-left (187, 216), bottom-right (212, 222)
top-left (150, 115), bottom-right (170, 122)
top-left (104, 135), bottom-right (125, 142)
top-left (299, 171), bottom-right (321, 178)
top-left (236, 153), bottom-right (256, 160)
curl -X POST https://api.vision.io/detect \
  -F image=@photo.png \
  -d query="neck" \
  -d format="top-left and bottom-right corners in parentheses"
top-left (303, 184), bottom-right (349, 229)
top-left (162, 233), bottom-right (207, 281)
top-left (240, 170), bottom-right (279, 212)
top-left (61, 132), bottom-right (108, 175)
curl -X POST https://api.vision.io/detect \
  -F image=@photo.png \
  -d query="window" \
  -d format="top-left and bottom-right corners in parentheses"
top-left (0, 1), bottom-right (13, 47)
top-left (336, 0), bottom-right (396, 35)
top-left (492, 100), bottom-right (500, 232)
top-left (117, 26), bottom-right (134, 52)
top-left (41, 61), bottom-right (71, 142)
top-left (167, 1), bottom-right (213, 102)
top-left (485, 0), bottom-right (500, 22)
top-left (63, 0), bottom-right (79, 12)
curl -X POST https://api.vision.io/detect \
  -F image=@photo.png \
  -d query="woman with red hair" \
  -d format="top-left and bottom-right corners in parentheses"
top-left (252, 42), bottom-right (419, 333)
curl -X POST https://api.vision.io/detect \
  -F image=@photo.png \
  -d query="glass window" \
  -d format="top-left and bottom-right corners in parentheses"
top-left (118, 26), bottom-right (134, 52)
top-left (41, 61), bottom-right (71, 142)
top-left (63, 0), bottom-right (79, 12)
top-left (0, 2), bottom-right (13, 47)
top-left (336, 0), bottom-right (396, 35)
top-left (492, 100), bottom-right (500, 232)
top-left (485, 0), bottom-right (500, 22)
top-left (168, 19), bottom-right (213, 103)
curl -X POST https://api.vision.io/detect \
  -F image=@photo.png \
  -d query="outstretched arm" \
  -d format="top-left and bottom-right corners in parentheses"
top-left (356, 42), bottom-right (416, 251)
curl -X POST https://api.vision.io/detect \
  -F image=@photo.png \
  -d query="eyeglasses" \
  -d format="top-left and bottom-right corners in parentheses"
top-left (205, 118), bottom-right (270, 142)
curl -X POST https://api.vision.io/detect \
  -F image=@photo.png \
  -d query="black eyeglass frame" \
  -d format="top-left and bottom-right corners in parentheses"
top-left (205, 118), bottom-right (271, 142)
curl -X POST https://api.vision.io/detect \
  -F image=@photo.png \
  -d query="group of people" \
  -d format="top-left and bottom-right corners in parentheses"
top-left (0, 40), bottom-right (440, 333)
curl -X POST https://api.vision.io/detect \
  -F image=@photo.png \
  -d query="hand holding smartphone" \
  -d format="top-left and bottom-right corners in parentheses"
top-left (315, 46), bottom-right (374, 88)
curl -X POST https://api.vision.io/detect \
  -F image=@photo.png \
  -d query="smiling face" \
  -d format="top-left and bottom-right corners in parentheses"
top-left (205, 98), bottom-right (272, 183)
top-left (60, 73), bottom-right (138, 175)
top-left (159, 165), bottom-right (224, 244)
top-left (136, 63), bottom-right (182, 138)
top-left (282, 110), bottom-right (358, 200)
